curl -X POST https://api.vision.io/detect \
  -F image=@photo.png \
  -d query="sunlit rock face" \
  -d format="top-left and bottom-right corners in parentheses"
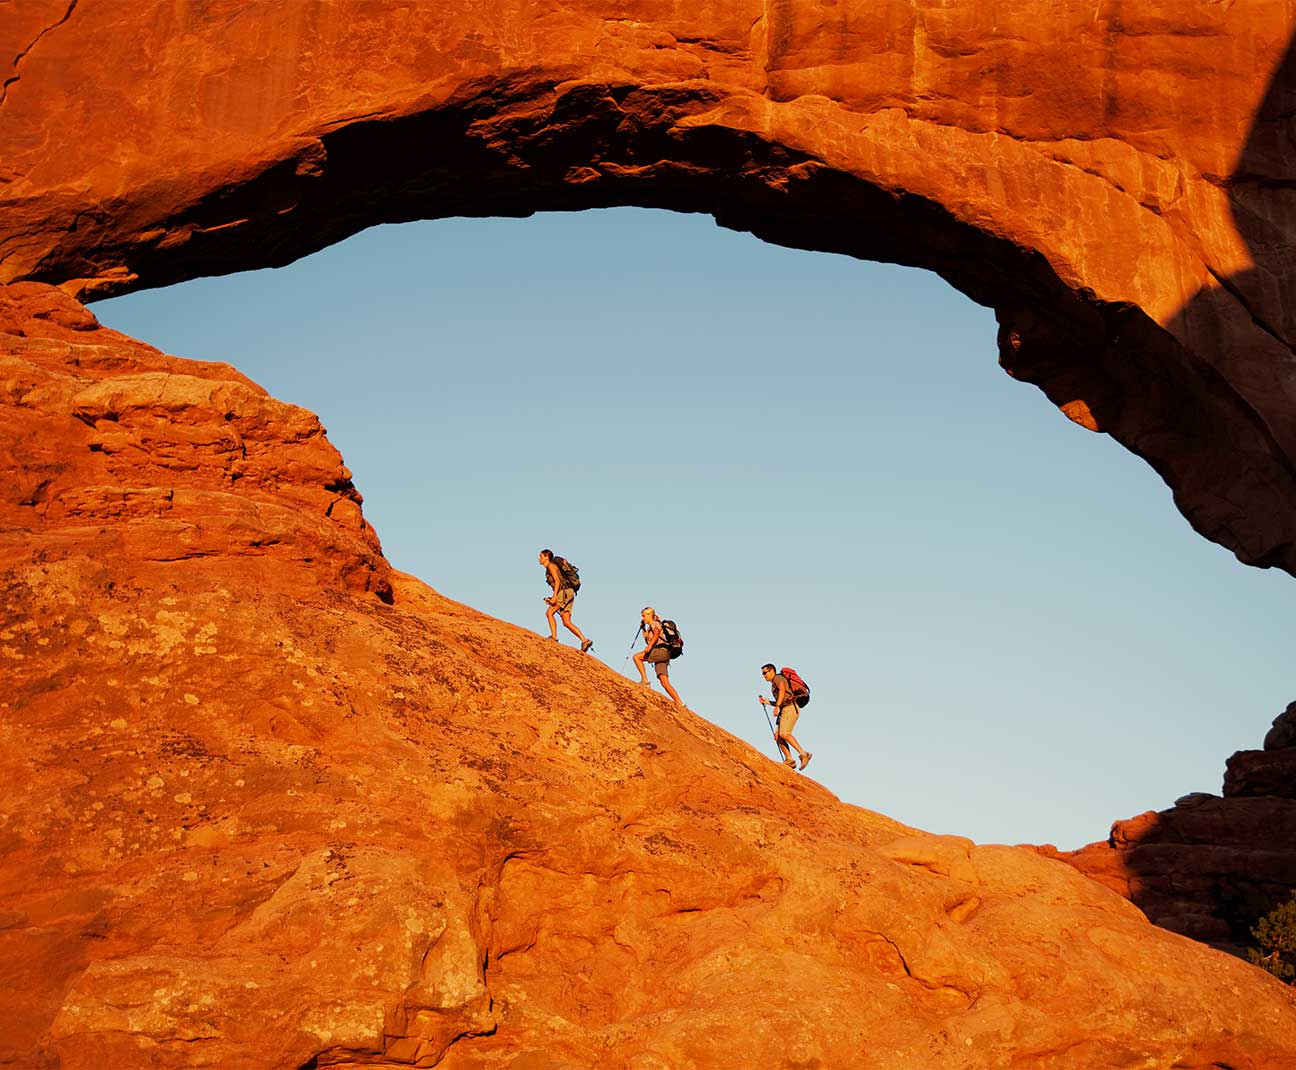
top-left (3, 3), bottom-right (1296, 1065)
top-left (1048, 702), bottom-right (1296, 955)
top-left (0, 283), bottom-right (391, 604)
top-left (0, 2), bottom-right (1295, 574)
top-left (2, 282), bottom-right (1295, 1068)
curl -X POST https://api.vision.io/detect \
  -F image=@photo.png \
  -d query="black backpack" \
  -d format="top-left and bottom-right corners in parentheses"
top-left (552, 556), bottom-right (581, 590)
top-left (659, 619), bottom-right (684, 659)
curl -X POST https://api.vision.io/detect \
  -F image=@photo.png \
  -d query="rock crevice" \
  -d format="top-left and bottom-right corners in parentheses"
top-left (0, 0), bottom-right (78, 108)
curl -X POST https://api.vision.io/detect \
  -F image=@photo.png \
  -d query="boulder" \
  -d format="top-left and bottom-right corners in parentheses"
top-left (1266, 702), bottom-right (1296, 751)
top-left (1226, 750), bottom-right (1296, 800)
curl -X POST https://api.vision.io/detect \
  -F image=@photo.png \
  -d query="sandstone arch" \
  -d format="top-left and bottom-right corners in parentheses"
top-left (1, 1), bottom-right (1295, 575)
top-left (6, 6), bottom-right (1296, 1067)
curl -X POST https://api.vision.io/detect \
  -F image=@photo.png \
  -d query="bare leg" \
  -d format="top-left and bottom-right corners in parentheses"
top-left (782, 731), bottom-right (809, 761)
top-left (657, 670), bottom-right (683, 707)
top-left (544, 604), bottom-right (560, 640)
top-left (777, 707), bottom-right (810, 762)
top-left (559, 610), bottom-right (588, 645)
top-left (632, 650), bottom-right (650, 684)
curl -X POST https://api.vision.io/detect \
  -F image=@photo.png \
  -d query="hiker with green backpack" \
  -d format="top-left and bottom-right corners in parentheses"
top-left (633, 606), bottom-right (684, 706)
top-left (539, 549), bottom-right (594, 653)
top-left (760, 663), bottom-right (812, 770)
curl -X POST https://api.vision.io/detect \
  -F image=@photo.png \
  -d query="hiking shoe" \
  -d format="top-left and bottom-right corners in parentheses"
top-left (782, 757), bottom-right (797, 768)
top-left (799, 752), bottom-right (813, 770)
top-left (580, 638), bottom-right (594, 653)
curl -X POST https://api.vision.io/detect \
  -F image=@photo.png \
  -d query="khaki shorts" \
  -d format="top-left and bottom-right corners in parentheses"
top-left (646, 646), bottom-right (670, 676)
top-left (552, 586), bottom-right (575, 612)
top-left (776, 704), bottom-right (800, 735)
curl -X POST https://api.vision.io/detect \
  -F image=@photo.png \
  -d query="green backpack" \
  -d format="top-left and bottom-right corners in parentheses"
top-left (553, 556), bottom-right (581, 590)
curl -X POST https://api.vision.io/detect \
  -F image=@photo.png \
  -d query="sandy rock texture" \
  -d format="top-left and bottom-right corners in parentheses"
top-left (4, 3), bottom-right (1296, 1064)
top-left (0, 282), bottom-right (391, 603)
top-left (3, 283), bottom-right (1296, 1067)
top-left (1049, 702), bottom-right (1296, 955)
top-left (0, 2), bottom-right (1295, 574)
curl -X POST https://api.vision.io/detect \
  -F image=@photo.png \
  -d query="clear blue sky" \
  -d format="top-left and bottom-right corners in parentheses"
top-left (96, 207), bottom-right (1294, 850)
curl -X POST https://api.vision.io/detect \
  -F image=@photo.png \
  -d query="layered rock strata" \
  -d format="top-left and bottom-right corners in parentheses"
top-left (3, 283), bottom-right (1295, 1067)
top-left (1047, 703), bottom-right (1296, 954)
top-left (0, 3), bottom-right (1295, 574)
top-left (0, 282), bottom-right (391, 604)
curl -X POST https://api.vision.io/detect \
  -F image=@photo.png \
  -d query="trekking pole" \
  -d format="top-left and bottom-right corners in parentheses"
top-left (759, 699), bottom-right (777, 746)
top-left (622, 622), bottom-right (644, 662)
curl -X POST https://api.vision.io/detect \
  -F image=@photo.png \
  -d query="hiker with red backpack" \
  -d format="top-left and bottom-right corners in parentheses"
top-left (760, 663), bottom-right (812, 770)
top-left (539, 549), bottom-right (594, 653)
top-left (633, 607), bottom-right (684, 706)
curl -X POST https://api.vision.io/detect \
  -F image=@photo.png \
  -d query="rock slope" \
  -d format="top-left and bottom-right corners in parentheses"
top-left (0, 3), bottom-right (1295, 573)
top-left (2, 283), bottom-right (1294, 1068)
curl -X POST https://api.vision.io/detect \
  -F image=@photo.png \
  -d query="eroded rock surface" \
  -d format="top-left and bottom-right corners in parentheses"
top-left (2, 283), bottom-right (1295, 1067)
top-left (1046, 702), bottom-right (1296, 954)
top-left (0, 3), bottom-right (1295, 573)
top-left (4, 2), bottom-right (1296, 1064)
top-left (0, 282), bottom-right (391, 604)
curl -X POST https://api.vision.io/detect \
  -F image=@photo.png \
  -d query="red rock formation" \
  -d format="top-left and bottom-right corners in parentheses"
top-left (3, 282), bottom-right (1295, 1067)
top-left (5, 3), bottom-right (1296, 1064)
top-left (1046, 703), bottom-right (1296, 954)
top-left (0, 2), bottom-right (1294, 574)
top-left (0, 282), bottom-right (391, 605)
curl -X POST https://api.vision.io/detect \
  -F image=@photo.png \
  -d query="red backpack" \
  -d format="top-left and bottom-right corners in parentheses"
top-left (781, 667), bottom-right (811, 708)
